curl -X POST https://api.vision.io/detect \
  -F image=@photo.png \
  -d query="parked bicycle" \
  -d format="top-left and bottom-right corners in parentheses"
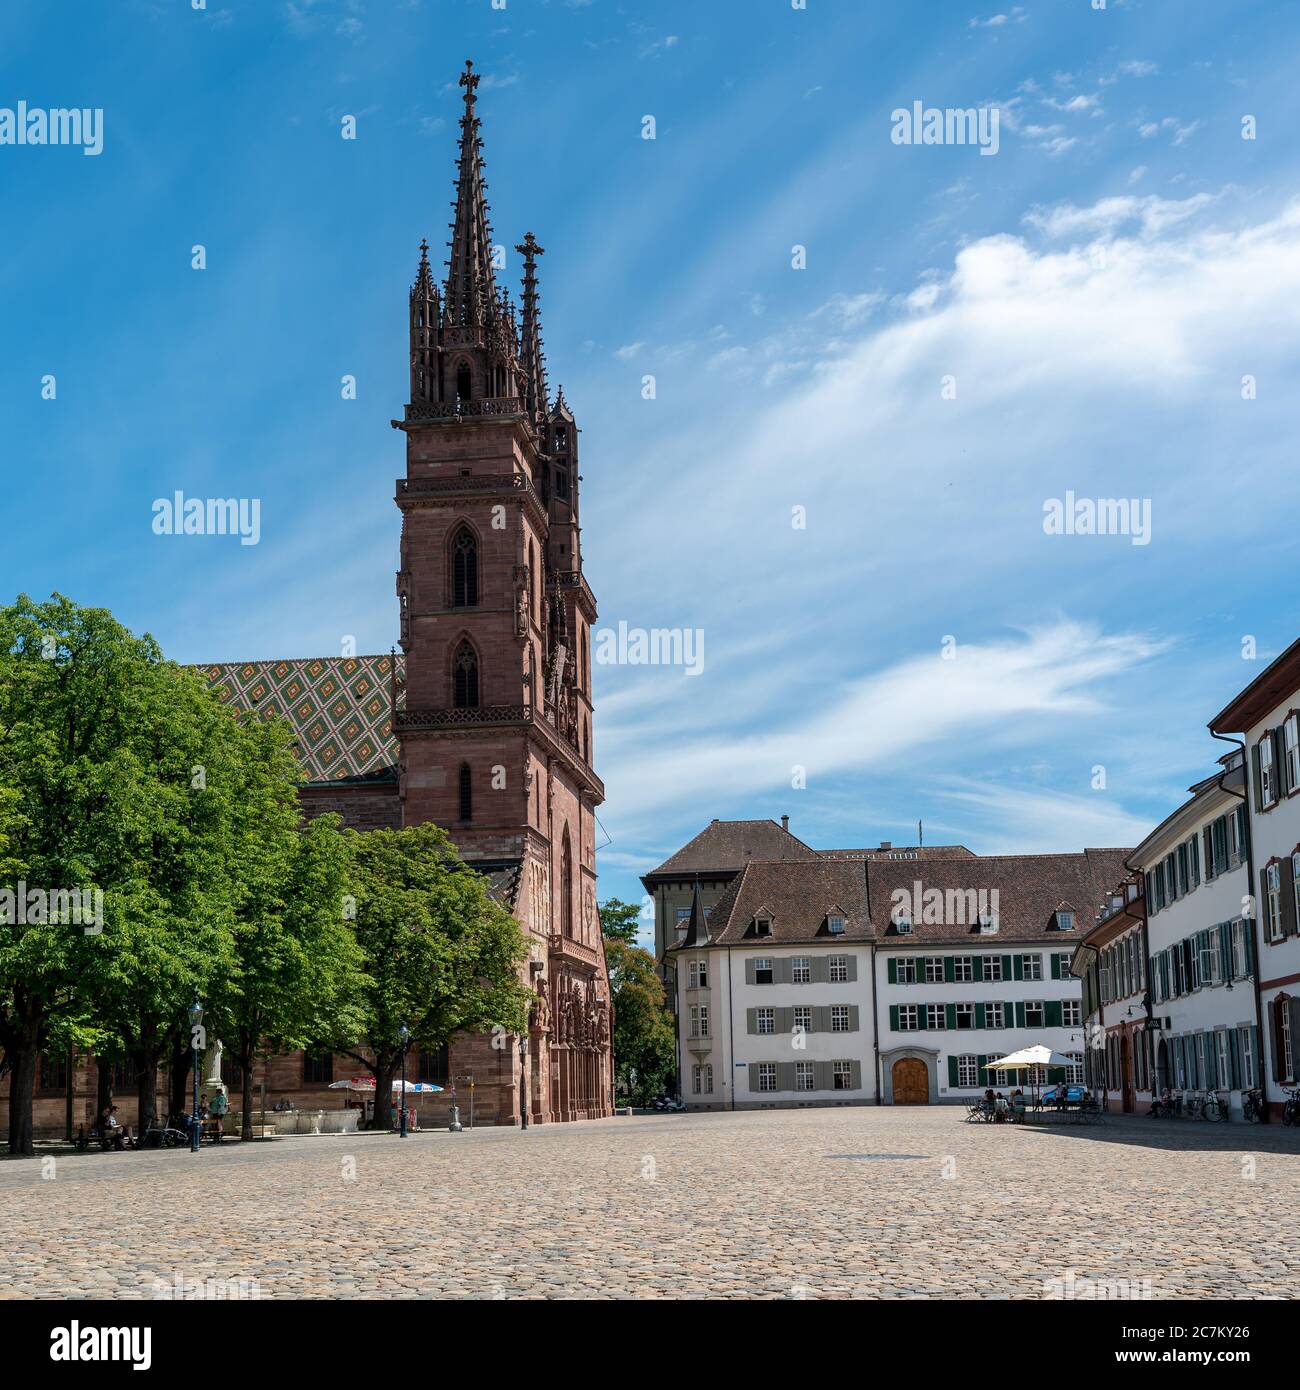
top-left (1201, 1089), bottom-right (1229, 1122)
top-left (1282, 1087), bottom-right (1300, 1126)
top-left (1184, 1090), bottom-right (1205, 1120)
top-left (1242, 1088), bottom-right (1265, 1123)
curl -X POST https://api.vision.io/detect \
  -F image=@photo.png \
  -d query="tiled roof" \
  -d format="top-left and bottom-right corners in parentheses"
top-left (645, 819), bottom-right (817, 877)
top-left (818, 845), bottom-right (976, 861)
top-left (867, 849), bottom-right (1131, 945)
top-left (202, 655), bottom-right (400, 784)
top-left (669, 858), bottom-right (873, 949)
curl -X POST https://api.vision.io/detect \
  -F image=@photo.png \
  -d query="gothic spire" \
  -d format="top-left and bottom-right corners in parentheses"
top-left (444, 59), bottom-right (499, 335)
top-left (411, 237), bottom-right (436, 302)
top-left (515, 231), bottom-right (548, 421)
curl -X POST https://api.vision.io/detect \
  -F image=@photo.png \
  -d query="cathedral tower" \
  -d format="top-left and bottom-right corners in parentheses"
top-left (392, 61), bottom-right (610, 1124)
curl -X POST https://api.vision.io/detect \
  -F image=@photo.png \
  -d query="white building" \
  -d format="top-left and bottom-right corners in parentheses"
top-left (1124, 755), bottom-right (1260, 1117)
top-left (1210, 639), bottom-right (1300, 1117)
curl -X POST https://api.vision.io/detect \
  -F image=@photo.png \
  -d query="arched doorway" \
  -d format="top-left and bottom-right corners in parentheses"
top-left (892, 1057), bottom-right (929, 1105)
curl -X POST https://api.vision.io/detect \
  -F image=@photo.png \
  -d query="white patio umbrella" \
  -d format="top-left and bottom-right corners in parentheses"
top-left (985, 1045), bottom-right (1077, 1107)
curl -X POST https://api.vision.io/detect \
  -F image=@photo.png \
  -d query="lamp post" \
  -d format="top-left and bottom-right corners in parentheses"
top-left (188, 999), bottom-right (203, 1154)
top-left (519, 1035), bottom-right (529, 1131)
top-left (398, 1023), bottom-right (410, 1139)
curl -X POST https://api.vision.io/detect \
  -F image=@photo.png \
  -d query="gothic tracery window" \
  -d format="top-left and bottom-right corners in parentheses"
top-left (451, 526), bottom-right (478, 608)
top-left (561, 830), bottom-right (574, 939)
top-left (453, 640), bottom-right (479, 709)
top-left (456, 362), bottom-right (472, 401)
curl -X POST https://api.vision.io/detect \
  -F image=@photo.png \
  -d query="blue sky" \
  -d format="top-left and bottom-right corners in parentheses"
top-left (5, 0), bottom-right (1300, 943)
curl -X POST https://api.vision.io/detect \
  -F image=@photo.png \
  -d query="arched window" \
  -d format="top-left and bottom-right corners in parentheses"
top-left (451, 526), bottom-right (478, 608)
top-left (561, 830), bottom-right (574, 938)
top-left (452, 641), bottom-right (479, 709)
top-left (458, 762), bottom-right (472, 822)
top-left (456, 362), bottom-right (472, 402)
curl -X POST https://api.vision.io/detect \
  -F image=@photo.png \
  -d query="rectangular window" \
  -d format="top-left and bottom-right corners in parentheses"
top-left (1064, 1052), bottom-right (1085, 1084)
top-left (831, 1005), bottom-right (851, 1033)
top-left (957, 1055), bottom-right (979, 1087)
top-left (1231, 920), bottom-right (1248, 978)
top-left (1283, 1008), bottom-right (1295, 1083)
top-left (896, 956), bottom-right (917, 984)
top-left (926, 1004), bottom-right (947, 1030)
top-left (692, 1064), bottom-right (712, 1095)
top-left (828, 955), bottom-right (848, 983)
top-left (1267, 864), bottom-right (1284, 941)
top-left (1055, 952), bottom-right (1072, 978)
top-left (1294, 853), bottom-right (1300, 932)
top-left (1201, 930), bottom-right (1220, 987)
top-left (982, 955), bottom-right (1003, 982)
top-left (1189, 833), bottom-right (1201, 887)
top-left (753, 957), bottom-right (773, 985)
top-left (1177, 843), bottom-right (1189, 895)
top-left (756, 1007), bottom-right (775, 1035)
top-left (1022, 954), bottom-right (1043, 981)
top-left (1216, 1031), bottom-right (1231, 1090)
top-left (1240, 1026), bottom-right (1257, 1088)
top-left (688, 959), bottom-right (708, 989)
top-left (984, 1002), bottom-right (1004, 1029)
top-left (898, 1005), bottom-right (918, 1031)
top-left (1025, 1001), bottom-right (1045, 1028)
top-left (953, 956), bottom-right (974, 982)
top-left (795, 1061), bottom-right (815, 1091)
top-left (925, 957), bottom-right (944, 983)
top-left (39, 1053), bottom-right (68, 1092)
top-left (1260, 733), bottom-right (1278, 808)
top-left (690, 1006), bottom-right (709, 1038)
top-left (955, 1002), bottom-right (975, 1029)
top-left (757, 1063), bottom-right (777, 1093)
top-left (792, 956), bottom-right (811, 984)
top-left (832, 1061), bottom-right (853, 1090)
top-left (1062, 1000), bottom-right (1081, 1027)
top-left (793, 1005), bottom-right (812, 1033)
top-left (1286, 714), bottom-right (1300, 792)
top-left (303, 1050), bottom-right (334, 1086)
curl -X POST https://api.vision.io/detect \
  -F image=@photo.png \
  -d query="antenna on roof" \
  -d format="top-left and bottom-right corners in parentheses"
top-left (918, 819), bottom-right (923, 847)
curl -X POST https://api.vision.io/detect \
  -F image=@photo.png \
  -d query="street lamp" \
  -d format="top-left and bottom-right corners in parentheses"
top-left (519, 1035), bottom-right (528, 1132)
top-left (188, 998), bottom-right (203, 1154)
top-left (398, 1023), bottom-right (410, 1139)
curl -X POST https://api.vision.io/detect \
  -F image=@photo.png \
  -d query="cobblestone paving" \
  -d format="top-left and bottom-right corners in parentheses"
top-left (2, 1107), bottom-right (1299, 1299)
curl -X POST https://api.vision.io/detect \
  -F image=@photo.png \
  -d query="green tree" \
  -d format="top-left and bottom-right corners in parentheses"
top-left (598, 896), bottom-right (643, 945)
top-left (604, 938), bottom-right (675, 1105)
top-left (329, 822), bottom-right (531, 1130)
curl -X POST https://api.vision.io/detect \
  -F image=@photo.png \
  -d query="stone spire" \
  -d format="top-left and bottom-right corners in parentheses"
top-left (515, 232), bottom-right (548, 422)
top-left (682, 879), bottom-right (710, 947)
top-left (409, 238), bottom-right (439, 403)
top-left (444, 59), bottom-right (499, 335)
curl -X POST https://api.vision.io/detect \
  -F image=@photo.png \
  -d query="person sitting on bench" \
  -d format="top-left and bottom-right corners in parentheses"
top-left (100, 1105), bottom-right (130, 1150)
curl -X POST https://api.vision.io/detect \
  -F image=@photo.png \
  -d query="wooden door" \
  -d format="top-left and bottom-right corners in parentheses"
top-left (892, 1057), bottom-right (929, 1105)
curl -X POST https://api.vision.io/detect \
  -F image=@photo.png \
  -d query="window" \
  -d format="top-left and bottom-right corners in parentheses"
top-left (458, 762), bottom-right (472, 822)
top-left (560, 830), bottom-right (573, 939)
top-left (1240, 1026), bottom-right (1257, 1088)
top-left (792, 957), bottom-right (811, 984)
top-left (896, 957), bottom-right (917, 984)
top-left (1064, 1052), bottom-right (1085, 1084)
top-left (675, 908), bottom-right (690, 925)
top-left (898, 1005), bottom-right (918, 1031)
top-left (982, 955), bottom-right (1003, 982)
top-left (1295, 852), bottom-right (1300, 932)
top-left (1177, 843), bottom-right (1189, 895)
top-left (957, 1055), bottom-right (979, 1087)
top-left (1025, 1001), bottom-right (1045, 1028)
top-left (1056, 910), bottom-right (1074, 930)
top-left (1022, 954), bottom-right (1043, 981)
top-left (689, 1006), bottom-right (709, 1039)
top-left (1190, 833), bottom-right (1201, 887)
top-left (1286, 714), bottom-right (1300, 792)
top-left (795, 1061), bottom-right (815, 1091)
top-left (1230, 921), bottom-right (1248, 980)
top-left (221, 1057), bottom-right (243, 1089)
top-left (978, 912), bottom-right (998, 935)
top-left (827, 915), bottom-right (846, 935)
top-left (831, 1005), bottom-right (851, 1033)
top-left (828, 956), bottom-right (848, 983)
top-left (39, 1053), bottom-right (68, 1092)
top-left (754, 916), bottom-right (773, 937)
top-left (1055, 952), bottom-right (1073, 978)
top-left (756, 1007), bottom-right (775, 1036)
top-left (303, 1050), bottom-right (334, 1085)
top-left (692, 1064), bottom-right (712, 1095)
top-left (455, 362), bottom-right (472, 400)
top-left (1201, 928), bottom-right (1221, 987)
top-left (1260, 733), bottom-right (1278, 808)
top-left (417, 1046), bottom-right (448, 1085)
top-left (450, 526), bottom-right (479, 607)
top-left (1062, 1000), bottom-right (1081, 1027)
top-left (955, 1003), bottom-right (975, 1029)
top-left (985, 1002), bottom-right (1005, 1029)
top-left (753, 957), bottom-right (773, 985)
top-left (925, 957), bottom-right (944, 983)
top-left (793, 1005), bottom-right (812, 1033)
top-left (926, 1004), bottom-right (947, 1030)
top-left (757, 1063), bottom-right (777, 1093)
top-left (1267, 863), bottom-right (1284, 941)
top-left (953, 956), bottom-right (974, 982)
top-left (688, 959), bottom-right (709, 989)
top-left (1216, 1030), bottom-right (1231, 1089)
top-left (452, 640), bottom-right (480, 708)
top-left (832, 1061), bottom-right (853, 1090)
top-left (1282, 1007), bottom-right (1294, 1083)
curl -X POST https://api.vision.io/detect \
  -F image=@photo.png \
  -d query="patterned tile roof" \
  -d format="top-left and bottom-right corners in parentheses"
top-left (201, 654), bottom-right (401, 784)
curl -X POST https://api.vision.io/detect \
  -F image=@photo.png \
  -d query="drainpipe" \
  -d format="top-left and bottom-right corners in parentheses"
top-left (1211, 730), bottom-right (1268, 1120)
top-left (727, 943), bottom-right (736, 1112)
top-left (865, 854), bottom-right (882, 1104)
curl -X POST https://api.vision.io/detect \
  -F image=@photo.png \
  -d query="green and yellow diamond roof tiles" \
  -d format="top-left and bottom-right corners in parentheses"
top-left (201, 654), bottom-right (402, 784)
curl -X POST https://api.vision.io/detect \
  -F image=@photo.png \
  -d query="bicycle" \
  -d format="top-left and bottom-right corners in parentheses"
top-left (1182, 1090), bottom-right (1203, 1120)
top-left (1202, 1089), bottom-right (1229, 1122)
top-left (1241, 1088), bottom-right (1265, 1123)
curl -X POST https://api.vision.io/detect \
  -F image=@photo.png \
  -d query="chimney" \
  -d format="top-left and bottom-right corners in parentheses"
top-left (879, 840), bottom-right (892, 851)
top-left (781, 815), bottom-right (789, 833)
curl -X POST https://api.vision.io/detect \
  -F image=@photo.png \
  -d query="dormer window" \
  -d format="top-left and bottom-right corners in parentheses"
top-left (1055, 910), bottom-right (1075, 931)
top-left (894, 914), bottom-right (913, 935)
top-left (827, 915), bottom-right (846, 935)
top-left (754, 915), bottom-right (773, 938)
top-left (978, 912), bottom-right (998, 935)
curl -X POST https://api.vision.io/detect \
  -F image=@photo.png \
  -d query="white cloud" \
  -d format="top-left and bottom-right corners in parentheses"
top-left (614, 341), bottom-right (644, 360)
top-left (1022, 192), bottom-right (1218, 240)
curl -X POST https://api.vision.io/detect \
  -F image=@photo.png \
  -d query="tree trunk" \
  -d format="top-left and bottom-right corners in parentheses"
top-left (6, 1044), bottom-right (37, 1156)
top-left (168, 1036), bottom-right (190, 1121)
top-left (372, 1055), bottom-right (397, 1130)
top-left (239, 1040), bottom-right (255, 1141)
top-left (134, 1051), bottom-right (158, 1132)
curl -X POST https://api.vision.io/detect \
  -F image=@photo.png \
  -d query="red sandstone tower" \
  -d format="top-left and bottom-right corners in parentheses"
top-left (391, 61), bottom-right (611, 1124)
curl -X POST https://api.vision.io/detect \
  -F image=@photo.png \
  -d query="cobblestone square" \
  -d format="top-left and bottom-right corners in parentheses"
top-left (3, 1108), bottom-right (1298, 1299)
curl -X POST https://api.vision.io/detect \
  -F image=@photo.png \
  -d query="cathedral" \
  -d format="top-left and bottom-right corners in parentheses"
top-left (203, 60), bottom-right (614, 1127)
